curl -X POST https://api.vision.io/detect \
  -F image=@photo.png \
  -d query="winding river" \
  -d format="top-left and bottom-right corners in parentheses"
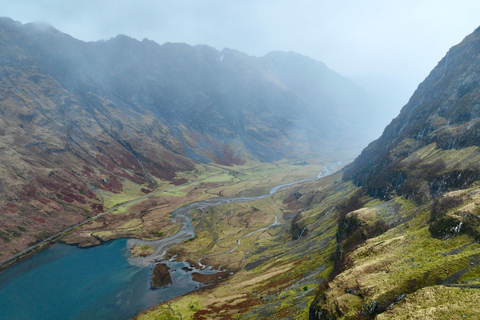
top-left (128, 164), bottom-right (337, 266)
top-left (0, 164), bottom-right (338, 320)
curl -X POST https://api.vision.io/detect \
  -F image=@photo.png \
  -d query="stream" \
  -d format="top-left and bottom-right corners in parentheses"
top-left (0, 163), bottom-right (338, 320)
top-left (128, 163), bottom-right (337, 266)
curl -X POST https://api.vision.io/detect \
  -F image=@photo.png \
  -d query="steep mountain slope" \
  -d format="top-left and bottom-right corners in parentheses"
top-left (0, 17), bottom-right (380, 261)
top-left (134, 26), bottom-right (480, 319)
top-left (344, 26), bottom-right (480, 201)
top-left (308, 26), bottom-right (480, 319)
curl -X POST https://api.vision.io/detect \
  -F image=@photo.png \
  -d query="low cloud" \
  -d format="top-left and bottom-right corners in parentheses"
top-left (2, 0), bottom-right (480, 123)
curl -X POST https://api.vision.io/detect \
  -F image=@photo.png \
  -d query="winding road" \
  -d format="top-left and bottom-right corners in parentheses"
top-left (0, 163), bottom-right (269, 269)
top-left (0, 162), bottom-right (340, 270)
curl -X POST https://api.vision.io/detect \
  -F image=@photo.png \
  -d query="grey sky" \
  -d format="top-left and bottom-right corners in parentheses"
top-left (2, 0), bottom-right (480, 120)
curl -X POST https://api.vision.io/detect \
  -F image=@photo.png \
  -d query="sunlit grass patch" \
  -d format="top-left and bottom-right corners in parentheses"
top-left (377, 286), bottom-right (480, 320)
top-left (130, 244), bottom-right (155, 258)
top-left (120, 218), bottom-right (142, 229)
top-left (100, 179), bottom-right (149, 210)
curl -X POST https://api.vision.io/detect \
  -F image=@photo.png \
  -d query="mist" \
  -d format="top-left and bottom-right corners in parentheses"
top-left (2, 0), bottom-right (480, 127)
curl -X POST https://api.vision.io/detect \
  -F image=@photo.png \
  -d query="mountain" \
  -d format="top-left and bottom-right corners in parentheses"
top-left (3, 15), bottom-right (480, 320)
top-left (133, 27), bottom-right (480, 319)
top-left (0, 17), bottom-right (380, 260)
top-left (308, 26), bottom-right (480, 319)
top-left (343, 26), bottom-right (480, 202)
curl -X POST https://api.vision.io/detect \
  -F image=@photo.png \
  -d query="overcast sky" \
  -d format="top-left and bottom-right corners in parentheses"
top-left (2, 0), bottom-right (479, 120)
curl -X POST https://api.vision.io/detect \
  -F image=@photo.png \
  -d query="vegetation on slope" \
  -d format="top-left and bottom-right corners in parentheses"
top-left (309, 25), bottom-right (480, 320)
top-left (0, 16), bottom-right (379, 261)
top-left (135, 26), bottom-right (480, 320)
top-left (63, 162), bottom-right (324, 248)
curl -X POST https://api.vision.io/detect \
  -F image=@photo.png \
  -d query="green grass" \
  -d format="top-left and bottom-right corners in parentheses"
top-left (313, 188), bottom-right (480, 318)
top-left (377, 286), bottom-right (480, 319)
top-left (101, 180), bottom-right (147, 210)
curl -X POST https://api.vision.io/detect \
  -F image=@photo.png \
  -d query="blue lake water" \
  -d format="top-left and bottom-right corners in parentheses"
top-left (0, 239), bottom-right (199, 320)
top-left (0, 165), bottom-right (339, 320)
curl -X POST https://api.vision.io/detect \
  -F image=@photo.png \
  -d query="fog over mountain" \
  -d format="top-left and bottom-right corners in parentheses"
top-left (0, 17), bottom-right (381, 258)
top-left (3, 0), bottom-right (480, 125)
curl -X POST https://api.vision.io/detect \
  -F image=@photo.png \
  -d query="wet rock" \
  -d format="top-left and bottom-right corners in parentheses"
top-left (151, 263), bottom-right (172, 289)
top-left (363, 300), bottom-right (379, 315)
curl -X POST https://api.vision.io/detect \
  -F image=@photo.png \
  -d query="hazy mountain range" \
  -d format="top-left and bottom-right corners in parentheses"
top-left (0, 17), bottom-right (384, 257)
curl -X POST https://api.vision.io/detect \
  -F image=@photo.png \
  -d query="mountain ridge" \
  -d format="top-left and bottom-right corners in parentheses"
top-left (343, 26), bottom-right (480, 201)
top-left (130, 25), bottom-right (480, 320)
top-left (0, 17), bottom-right (381, 261)
top-left (308, 24), bottom-right (480, 319)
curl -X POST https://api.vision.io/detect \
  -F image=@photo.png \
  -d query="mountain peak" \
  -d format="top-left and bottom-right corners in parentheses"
top-left (24, 21), bottom-right (56, 32)
top-left (111, 33), bottom-right (138, 43)
top-left (0, 16), bottom-right (21, 27)
top-left (344, 25), bottom-right (480, 201)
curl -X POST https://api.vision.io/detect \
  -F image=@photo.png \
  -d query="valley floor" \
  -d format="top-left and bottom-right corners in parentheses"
top-left (134, 161), bottom-right (480, 319)
top-left (6, 155), bottom-right (480, 320)
top-left (132, 164), bottom-right (349, 319)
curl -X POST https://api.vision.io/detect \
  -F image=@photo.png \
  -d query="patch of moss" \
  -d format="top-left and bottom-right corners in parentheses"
top-left (6, 229), bottom-right (22, 237)
top-left (377, 286), bottom-right (480, 319)
top-left (101, 179), bottom-right (151, 210)
top-left (135, 306), bottom-right (179, 320)
top-left (0, 231), bottom-right (11, 242)
top-left (120, 219), bottom-right (142, 229)
top-left (313, 190), bottom-right (480, 318)
top-left (130, 244), bottom-right (155, 257)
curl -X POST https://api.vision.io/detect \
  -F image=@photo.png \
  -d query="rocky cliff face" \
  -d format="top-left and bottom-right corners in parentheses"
top-left (308, 26), bottom-right (480, 320)
top-left (344, 26), bottom-right (480, 202)
top-left (0, 17), bottom-right (379, 259)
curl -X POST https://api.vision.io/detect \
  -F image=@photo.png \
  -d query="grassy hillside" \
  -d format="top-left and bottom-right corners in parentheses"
top-left (0, 17), bottom-right (379, 261)
top-left (134, 26), bottom-right (480, 320)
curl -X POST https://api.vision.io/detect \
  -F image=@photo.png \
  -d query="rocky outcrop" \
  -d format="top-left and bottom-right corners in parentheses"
top-left (151, 263), bottom-right (172, 289)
